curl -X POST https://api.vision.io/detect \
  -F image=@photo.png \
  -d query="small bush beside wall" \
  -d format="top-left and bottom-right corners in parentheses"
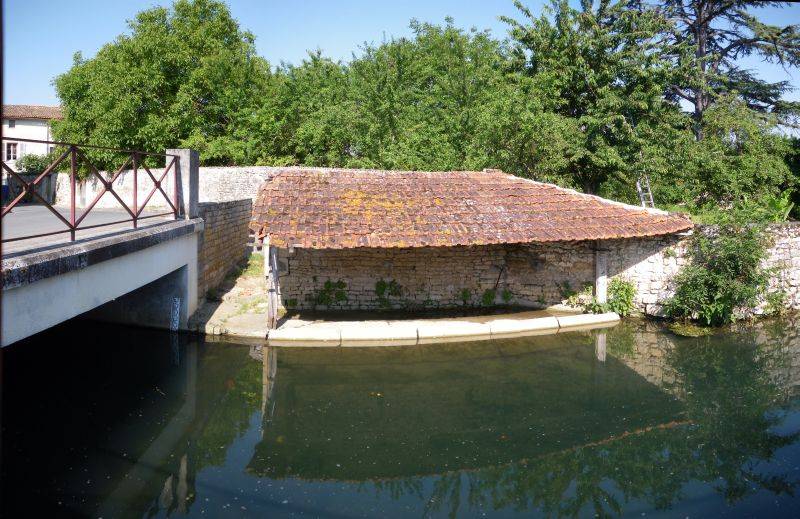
top-left (583, 278), bottom-right (636, 316)
top-left (664, 216), bottom-right (772, 327)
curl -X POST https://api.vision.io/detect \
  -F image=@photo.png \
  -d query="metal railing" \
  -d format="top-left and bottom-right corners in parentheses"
top-left (1, 138), bottom-right (180, 243)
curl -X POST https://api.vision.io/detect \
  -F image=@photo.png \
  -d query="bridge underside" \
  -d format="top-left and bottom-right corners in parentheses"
top-left (2, 219), bottom-right (203, 347)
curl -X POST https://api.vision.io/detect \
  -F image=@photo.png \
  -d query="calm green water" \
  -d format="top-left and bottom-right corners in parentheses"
top-left (3, 317), bottom-right (800, 518)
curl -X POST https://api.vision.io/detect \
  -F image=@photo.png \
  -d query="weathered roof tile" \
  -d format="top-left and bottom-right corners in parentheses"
top-left (249, 168), bottom-right (693, 249)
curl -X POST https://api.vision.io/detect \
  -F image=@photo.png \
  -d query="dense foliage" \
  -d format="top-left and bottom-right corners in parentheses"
top-left (16, 153), bottom-right (54, 174)
top-left (664, 213), bottom-right (774, 326)
top-left (52, 0), bottom-right (800, 219)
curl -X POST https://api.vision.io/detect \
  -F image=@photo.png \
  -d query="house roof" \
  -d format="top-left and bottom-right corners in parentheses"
top-left (249, 168), bottom-right (693, 249)
top-left (2, 105), bottom-right (63, 121)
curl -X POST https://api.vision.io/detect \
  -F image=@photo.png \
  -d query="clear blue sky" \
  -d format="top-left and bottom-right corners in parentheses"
top-left (3, 0), bottom-right (799, 105)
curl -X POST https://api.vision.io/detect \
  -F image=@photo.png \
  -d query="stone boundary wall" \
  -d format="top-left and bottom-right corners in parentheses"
top-left (54, 165), bottom-right (280, 207)
top-left (276, 223), bottom-right (800, 314)
top-left (609, 223), bottom-right (800, 315)
top-left (196, 200), bottom-right (252, 304)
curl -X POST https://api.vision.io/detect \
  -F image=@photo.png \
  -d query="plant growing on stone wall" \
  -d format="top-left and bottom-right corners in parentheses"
top-left (557, 281), bottom-right (576, 300)
top-left (580, 279), bottom-right (636, 316)
top-left (460, 288), bottom-right (472, 306)
top-left (607, 278), bottom-right (636, 317)
top-left (764, 290), bottom-right (788, 317)
top-left (501, 289), bottom-right (513, 305)
top-left (375, 279), bottom-right (402, 308)
top-left (315, 279), bottom-right (348, 307)
top-left (664, 214), bottom-right (772, 327)
top-left (481, 288), bottom-right (497, 307)
top-left (566, 283), bottom-right (593, 308)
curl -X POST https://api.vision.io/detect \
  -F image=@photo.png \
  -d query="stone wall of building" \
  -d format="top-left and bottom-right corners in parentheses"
top-left (54, 165), bottom-right (279, 207)
top-left (276, 223), bottom-right (800, 313)
top-left (196, 200), bottom-right (252, 303)
top-left (277, 242), bottom-right (598, 311)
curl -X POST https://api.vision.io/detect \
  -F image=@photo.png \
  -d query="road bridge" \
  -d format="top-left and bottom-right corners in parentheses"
top-left (1, 143), bottom-right (203, 346)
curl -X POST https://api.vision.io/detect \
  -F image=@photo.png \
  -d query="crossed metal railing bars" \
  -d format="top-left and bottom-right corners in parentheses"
top-left (1, 138), bottom-right (180, 243)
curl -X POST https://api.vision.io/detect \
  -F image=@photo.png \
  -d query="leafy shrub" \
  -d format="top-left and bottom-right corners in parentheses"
top-left (607, 278), bottom-right (636, 317)
top-left (557, 281), bottom-right (576, 299)
top-left (664, 216), bottom-right (771, 326)
top-left (16, 153), bottom-right (55, 174)
top-left (459, 288), bottom-right (472, 306)
top-left (501, 289), bottom-right (513, 304)
top-left (481, 288), bottom-right (496, 306)
top-left (583, 299), bottom-right (609, 314)
top-left (581, 278), bottom-right (635, 316)
top-left (566, 283), bottom-right (593, 308)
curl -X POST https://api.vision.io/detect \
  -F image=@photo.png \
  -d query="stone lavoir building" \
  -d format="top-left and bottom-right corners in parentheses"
top-left (248, 168), bottom-right (711, 326)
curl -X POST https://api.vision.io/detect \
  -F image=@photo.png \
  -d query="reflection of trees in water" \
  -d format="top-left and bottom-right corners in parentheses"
top-left (139, 320), bottom-right (800, 518)
top-left (665, 327), bottom-right (798, 504)
top-left (193, 359), bottom-right (262, 468)
top-left (368, 318), bottom-right (800, 517)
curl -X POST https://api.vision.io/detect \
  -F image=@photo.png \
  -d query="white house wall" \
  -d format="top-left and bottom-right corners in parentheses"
top-left (1, 118), bottom-right (54, 171)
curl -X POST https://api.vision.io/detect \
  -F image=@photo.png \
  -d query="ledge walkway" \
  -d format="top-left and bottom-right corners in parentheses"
top-left (267, 310), bottom-right (620, 347)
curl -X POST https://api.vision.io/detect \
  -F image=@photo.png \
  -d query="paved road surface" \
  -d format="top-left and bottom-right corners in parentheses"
top-left (2, 205), bottom-right (175, 256)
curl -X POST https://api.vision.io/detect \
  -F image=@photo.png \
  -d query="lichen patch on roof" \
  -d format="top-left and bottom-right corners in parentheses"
top-left (249, 168), bottom-right (693, 249)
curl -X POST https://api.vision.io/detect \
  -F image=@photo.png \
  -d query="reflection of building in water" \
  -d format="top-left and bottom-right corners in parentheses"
top-left (606, 321), bottom-right (680, 391)
top-left (607, 317), bottom-right (800, 401)
top-left (251, 334), bottom-right (684, 482)
top-left (251, 320), bottom-right (800, 516)
top-left (752, 319), bottom-right (800, 398)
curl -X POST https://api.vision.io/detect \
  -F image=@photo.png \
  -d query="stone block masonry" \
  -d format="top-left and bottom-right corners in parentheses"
top-left (276, 223), bottom-right (800, 314)
top-left (196, 200), bottom-right (253, 305)
top-left (608, 222), bottom-right (800, 315)
top-left (277, 242), bottom-right (599, 311)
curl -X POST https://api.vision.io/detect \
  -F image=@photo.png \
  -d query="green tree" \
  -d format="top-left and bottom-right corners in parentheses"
top-left (52, 0), bottom-right (272, 168)
top-left (502, 0), bottom-right (681, 194)
top-left (655, 95), bottom-right (795, 214)
top-left (653, 1), bottom-right (800, 128)
top-left (255, 52), bottom-right (356, 167)
top-left (347, 19), bottom-right (507, 171)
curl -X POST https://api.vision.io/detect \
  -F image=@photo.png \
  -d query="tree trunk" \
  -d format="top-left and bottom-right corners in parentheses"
top-left (693, 0), bottom-right (708, 140)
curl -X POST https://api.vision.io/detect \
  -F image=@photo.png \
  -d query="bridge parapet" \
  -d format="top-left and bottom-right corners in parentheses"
top-left (2, 219), bottom-right (204, 347)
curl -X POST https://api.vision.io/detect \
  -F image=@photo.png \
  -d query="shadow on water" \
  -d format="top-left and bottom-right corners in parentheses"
top-left (2, 315), bottom-right (800, 517)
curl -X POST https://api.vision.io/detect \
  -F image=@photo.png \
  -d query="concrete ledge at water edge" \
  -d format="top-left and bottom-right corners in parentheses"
top-left (266, 312), bottom-right (620, 347)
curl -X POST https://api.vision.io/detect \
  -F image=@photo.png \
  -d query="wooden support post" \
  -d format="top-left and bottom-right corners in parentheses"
top-left (265, 237), bottom-right (280, 330)
top-left (595, 240), bottom-right (608, 304)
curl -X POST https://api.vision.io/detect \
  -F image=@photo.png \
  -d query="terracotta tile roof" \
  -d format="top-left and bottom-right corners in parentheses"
top-left (250, 168), bottom-right (693, 249)
top-left (2, 105), bottom-right (63, 121)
